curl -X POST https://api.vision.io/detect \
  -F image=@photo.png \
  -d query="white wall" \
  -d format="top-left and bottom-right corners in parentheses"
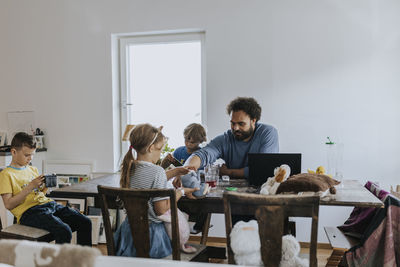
top-left (1, 0), bottom-right (400, 242)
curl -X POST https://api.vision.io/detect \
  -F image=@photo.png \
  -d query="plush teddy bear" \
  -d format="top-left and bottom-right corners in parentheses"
top-left (260, 164), bottom-right (291, 195)
top-left (230, 220), bottom-right (308, 266)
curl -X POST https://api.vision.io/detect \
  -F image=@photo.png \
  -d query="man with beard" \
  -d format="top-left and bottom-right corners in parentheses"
top-left (182, 97), bottom-right (279, 229)
top-left (184, 97), bottom-right (279, 179)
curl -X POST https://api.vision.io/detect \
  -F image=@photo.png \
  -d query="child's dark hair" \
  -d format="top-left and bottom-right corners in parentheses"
top-left (184, 123), bottom-right (207, 143)
top-left (226, 97), bottom-right (262, 122)
top-left (120, 124), bottom-right (165, 188)
top-left (11, 132), bottom-right (36, 150)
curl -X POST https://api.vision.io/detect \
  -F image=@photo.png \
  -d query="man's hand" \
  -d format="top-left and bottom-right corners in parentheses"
top-left (219, 165), bottom-right (245, 179)
top-left (183, 187), bottom-right (200, 199)
top-left (219, 164), bottom-right (231, 176)
top-left (183, 155), bottom-right (201, 171)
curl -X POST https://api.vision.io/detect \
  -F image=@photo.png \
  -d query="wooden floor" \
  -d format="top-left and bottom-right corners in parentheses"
top-left (94, 239), bottom-right (333, 267)
top-left (300, 247), bottom-right (332, 267)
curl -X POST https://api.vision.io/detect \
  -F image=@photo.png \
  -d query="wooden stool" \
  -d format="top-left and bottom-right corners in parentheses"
top-left (324, 226), bottom-right (360, 267)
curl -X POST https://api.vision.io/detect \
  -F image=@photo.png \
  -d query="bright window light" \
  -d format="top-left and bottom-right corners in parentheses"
top-left (127, 41), bottom-right (202, 149)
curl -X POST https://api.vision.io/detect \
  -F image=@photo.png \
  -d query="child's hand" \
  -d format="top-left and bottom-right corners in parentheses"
top-left (166, 166), bottom-right (194, 180)
top-left (184, 187), bottom-right (200, 199)
top-left (172, 176), bottom-right (182, 188)
top-left (174, 166), bottom-right (192, 176)
top-left (185, 166), bottom-right (197, 172)
top-left (29, 175), bottom-right (44, 190)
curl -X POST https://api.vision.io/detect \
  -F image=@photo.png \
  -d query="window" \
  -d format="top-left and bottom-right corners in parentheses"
top-left (118, 31), bottom-right (206, 158)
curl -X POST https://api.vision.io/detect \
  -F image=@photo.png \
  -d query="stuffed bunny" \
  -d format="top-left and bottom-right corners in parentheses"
top-left (230, 220), bottom-right (308, 267)
top-left (230, 220), bottom-right (263, 266)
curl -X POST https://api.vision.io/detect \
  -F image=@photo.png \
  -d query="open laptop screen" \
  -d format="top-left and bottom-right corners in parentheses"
top-left (248, 153), bottom-right (302, 186)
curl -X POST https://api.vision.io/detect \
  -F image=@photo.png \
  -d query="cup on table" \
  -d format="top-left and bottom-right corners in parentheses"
top-left (205, 164), bottom-right (219, 187)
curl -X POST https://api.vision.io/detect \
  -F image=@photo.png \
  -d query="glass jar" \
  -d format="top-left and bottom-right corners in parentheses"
top-left (326, 142), bottom-right (344, 184)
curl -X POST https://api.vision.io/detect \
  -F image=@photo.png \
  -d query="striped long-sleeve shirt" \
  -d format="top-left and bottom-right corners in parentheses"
top-left (129, 161), bottom-right (168, 223)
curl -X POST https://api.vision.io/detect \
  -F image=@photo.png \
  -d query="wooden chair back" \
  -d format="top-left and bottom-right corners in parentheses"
top-left (97, 185), bottom-right (180, 260)
top-left (223, 192), bottom-right (319, 267)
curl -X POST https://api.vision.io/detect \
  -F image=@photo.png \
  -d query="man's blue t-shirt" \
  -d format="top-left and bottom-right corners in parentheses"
top-left (189, 123), bottom-right (279, 178)
top-left (173, 146), bottom-right (191, 165)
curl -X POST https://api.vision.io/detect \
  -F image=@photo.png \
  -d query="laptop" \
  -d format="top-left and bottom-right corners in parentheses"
top-left (248, 153), bottom-right (302, 186)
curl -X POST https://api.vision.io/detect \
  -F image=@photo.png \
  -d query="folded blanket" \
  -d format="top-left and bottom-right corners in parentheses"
top-left (0, 240), bottom-right (101, 267)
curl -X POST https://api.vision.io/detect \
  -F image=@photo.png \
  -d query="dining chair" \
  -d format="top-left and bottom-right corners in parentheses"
top-left (97, 185), bottom-right (206, 261)
top-left (223, 192), bottom-right (320, 267)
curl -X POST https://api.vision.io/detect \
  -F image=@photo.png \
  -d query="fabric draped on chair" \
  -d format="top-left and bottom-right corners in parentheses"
top-left (339, 181), bottom-right (400, 266)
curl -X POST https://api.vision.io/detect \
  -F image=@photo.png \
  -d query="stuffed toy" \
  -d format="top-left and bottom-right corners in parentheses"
top-left (181, 171), bottom-right (210, 198)
top-left (230, 220), bottom-right (262, 266)
top-left (161, 153), bottom-right (209, 198)
top-left (307, 165), bottom-right (332, 178)
top-left (276, 173), bottom-right (340, 195)
top-left (158, 209), bottom-right (197, 253)
top-left (230, 220), bottom-right (308, 266)
top-left (280, 235), bottom-right (308, 267)
top-left (260, 164), bottom-right (291, 195)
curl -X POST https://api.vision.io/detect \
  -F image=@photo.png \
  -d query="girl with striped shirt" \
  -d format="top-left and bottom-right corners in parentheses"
top-left (114, 123), bottom-right (198, 258)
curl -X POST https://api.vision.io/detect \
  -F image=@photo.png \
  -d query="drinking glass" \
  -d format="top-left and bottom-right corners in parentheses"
top-left (205, 164), bottom-right (219, 187)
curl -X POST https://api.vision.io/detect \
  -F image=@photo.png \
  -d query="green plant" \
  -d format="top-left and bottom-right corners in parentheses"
top-left (325, 137), bottom-right (335, 145)
top-left (162, 142), bottom-right (175, 156)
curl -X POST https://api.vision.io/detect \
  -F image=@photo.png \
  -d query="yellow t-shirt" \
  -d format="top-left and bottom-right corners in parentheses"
top-left (0, 166), bottom-right (52, 222)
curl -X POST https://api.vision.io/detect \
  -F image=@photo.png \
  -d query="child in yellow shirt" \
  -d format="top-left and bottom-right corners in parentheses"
top-left (0, 132), bottom-right (92, 245)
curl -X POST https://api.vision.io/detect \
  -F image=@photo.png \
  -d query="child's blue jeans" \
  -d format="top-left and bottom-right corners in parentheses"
top-left (20, 201), bottom-right (92, 246)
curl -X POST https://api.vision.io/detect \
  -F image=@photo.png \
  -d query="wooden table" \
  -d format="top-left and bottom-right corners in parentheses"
top-left (48, 174), bottom-right (120, 199)
top-left (48, 174), bottom-right (384, 211)
top-left (48, 175), bottom-right (383, 262)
